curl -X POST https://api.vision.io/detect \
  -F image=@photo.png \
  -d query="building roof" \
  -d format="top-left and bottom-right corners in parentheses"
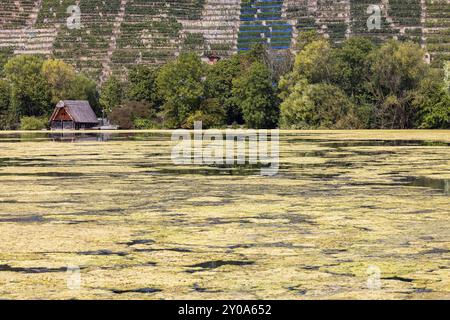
top-left (51, 100), bottom-right (98, 124)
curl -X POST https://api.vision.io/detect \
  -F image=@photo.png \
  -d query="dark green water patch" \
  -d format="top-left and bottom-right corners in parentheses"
top-left (382, 276), bottom-right (414, 283)
top-left (287, 286), bottom-right (308, 295)
top-left (0, 157), bottom-right (50, 167)
top-left (78, 250), bottom-right (128, 257)
top-left (421, 248), bottom-right (450, 255)
top-left (351, 150), bottom-right (397, 156)
top-left (322, 249), bottom-right (348, 255)
top-left (323, 140), bottom-right (450, 148)
top-left (302, 266), bottom-right (321, 270)
top-left (186, 260), bottom-right (255, 273)
top-left (280, 213), bottom-right (316, 225)
top-left (414, 288), bottom-right (433, 293)
top-left (401, 177), bottom-right (450, 195)
top-left (192, 283), bottom-right (222, 293)
top-left (146, 167), bottom-right (261, 176)
top-left (0, 264), bottom-right (66, 273)
top-left (112, 288), bottom-right (162, 294)
top-left (0, 172), bottom-right (85, 177)
top-left (134, 248), bottom-right (192, 253)
top-left (120, 239), bottom-right (155, 246)
top-left (205, 218), bottom-right (252, 225)
top-left (0, 215), bottom-right (47, 223)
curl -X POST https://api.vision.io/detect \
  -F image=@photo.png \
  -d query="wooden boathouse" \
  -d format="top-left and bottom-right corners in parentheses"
top-left (50, 100), bottom-right (99, 130)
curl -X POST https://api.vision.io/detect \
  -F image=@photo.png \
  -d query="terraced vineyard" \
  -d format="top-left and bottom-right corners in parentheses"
top-left (0, 0), bottom-right (449, 80)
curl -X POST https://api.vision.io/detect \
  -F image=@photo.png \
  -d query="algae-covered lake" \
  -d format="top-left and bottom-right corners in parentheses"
top-left (0, 130), bottom-right (448, 299)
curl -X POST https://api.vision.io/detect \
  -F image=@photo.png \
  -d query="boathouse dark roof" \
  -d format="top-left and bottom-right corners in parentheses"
top-left (51, 100), bottom-right (98, 124)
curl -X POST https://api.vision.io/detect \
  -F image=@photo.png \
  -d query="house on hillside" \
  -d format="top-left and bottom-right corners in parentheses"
top-left (202, 54), bottom-right (221, 65)
top-left (50, 100), bottom-right (99, 130)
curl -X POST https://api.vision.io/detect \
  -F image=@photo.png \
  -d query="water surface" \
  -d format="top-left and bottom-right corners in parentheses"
top-left (0, 130), bottom-right (448, 299)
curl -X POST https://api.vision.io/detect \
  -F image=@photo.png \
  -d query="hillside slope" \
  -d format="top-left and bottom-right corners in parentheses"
top-left (1, 0), bottom-right (449, 81)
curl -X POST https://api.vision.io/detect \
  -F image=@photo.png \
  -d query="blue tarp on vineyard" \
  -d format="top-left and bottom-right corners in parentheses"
top-left (238, 0), bottom-right (293, 51)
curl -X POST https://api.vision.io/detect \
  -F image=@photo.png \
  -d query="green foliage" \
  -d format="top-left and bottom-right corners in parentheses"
top-left (0, 35), bottom-right (447, 131)
top-left (232, 62), bottom-right (279, 129)
top-left (40, 59), bottom-right (99, 113)
top-left (295, 30), bottom-right (322, 51)
top-left (444, 61), bottom-right (450, 94)
top-left (368, 40), bottom-right (428, 128)
top-left (183, 98), bottom-right (226, 129)
top-left (279, 39), bottom-right (336, 103)
top-left (414, 69), bottom-right (450, 129)
top-left (133, 117), bottom-right (161, 130)
top-left (279, 36), bottom-right (447, 130)
top-left (19, 116), bottom-right (48, 131)
top-left (0, 47), bottom-right (14, 76)
top-left (4, 55), bottom-right (52, 120)
top-left (127, 65), bottom-right (159, 107)
top-left (280, 83), bottom-right (361, 129)
top-left (41, 59), bottom-right (77, 104)
top-left (69, 74), bottom-right (101, 115)
top-left (109, 101), bottom-right (155, 129)
top-left (156, 53), bottom-right (205, 128)
top-left (100, 75), bottom-right (123, 114)
top-left (293, 39), bottom-right (336, 85)
top-left (334, 37), bottom-right (376, 96)
top-left (205, 57), bottom-right (242, 124)
top-left (0, 80), bottom-right (12, 129)
top-left (2, 55), bottom-right (101, 128)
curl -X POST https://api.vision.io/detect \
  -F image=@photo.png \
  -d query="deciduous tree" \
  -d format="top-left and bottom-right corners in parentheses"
top-left (156, 53), bottom-right (205, 128)
top-left (232, 62), bottom-right (279, 129)
top-left (100, 75), bottom-right (123, 115)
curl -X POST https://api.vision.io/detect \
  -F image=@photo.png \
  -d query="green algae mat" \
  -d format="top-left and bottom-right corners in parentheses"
top-left (0, 130), bottom-right (448, 299)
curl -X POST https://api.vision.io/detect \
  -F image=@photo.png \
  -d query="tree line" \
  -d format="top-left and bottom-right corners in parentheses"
top-left (0, 32), bottom-right (449, 130)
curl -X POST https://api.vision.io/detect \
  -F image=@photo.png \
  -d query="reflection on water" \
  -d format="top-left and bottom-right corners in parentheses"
top-left (0, 132), bottom-right (173, 143)
top-left (50, 132), bottom-right (111, 142)
top-left (0, 132), bottom-right (449, 146)
top-left (403, 177), bottom-right (450, 196)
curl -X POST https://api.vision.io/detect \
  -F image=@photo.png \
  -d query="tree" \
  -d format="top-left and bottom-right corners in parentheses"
top-left (294, 30), bottom-right (322, 51)
top-left (127, 65), bottom-right (159, 107)
top-left (444, 61), bottom-right (450, 94)
top-left (19, 116), bottom-right (48, 130)
top-left (109, 101), bottom-right (155, 129)
top-left (280, 83), bottom-right (361, 129)
top-left (156, 53), bottom-right (205, 128)
top-left (4, 55), bottom-right (51, 120)
top-left (205, 56), bottom-right (242, 124)
top-left (367, 40), bottom-right (428, 128)
top-left (41, 59), bottom-right (100, 115)
top-left (414, 69), bottom-right (450, 129)
top-left (292, 39), bottom-right (336, 85)
top-left (41, 59), bottom-right (76, 104)
top-left (278, 39), bottom-right (336, 101)
top-left (334, 37), bottom-right (375, 97)
top-left (68, 74), bottom-right (100, 115)
top-left (100, 75), bottom-right (123, 115)
top-left (0, 79), bottom-right (11, 129)
top-left (183, 98), bottom-right (226, 129)
top-left (232, 62), bottom-right (279, 129)
top-left (0, 47), bottom-right (13, 76)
